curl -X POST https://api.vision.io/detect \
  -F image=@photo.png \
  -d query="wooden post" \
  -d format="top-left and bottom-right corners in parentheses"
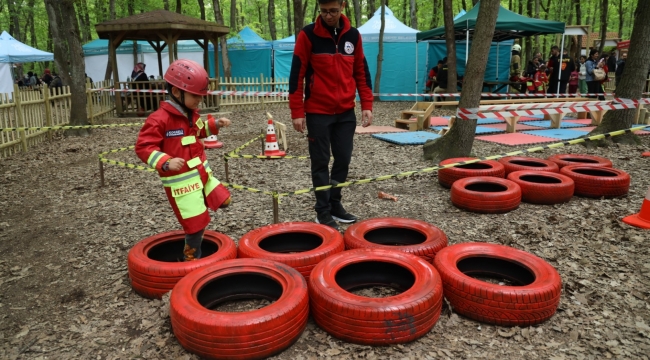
top-left (86, 79), bottom-right (94, 125)
top-left (259, 73), bottom-right (265, 107)
top-left (549, 113), bottom-right (562, 129)
top-left (43, 84), bottom-right (53, 140)
top-left (13, 84), bottom-right (27, 152)
top-left (224, 158), bottom-right (229, 182)
top-left (272, 195), bottom-right (279, 224)
top-left (505, 116), bottom-right (520, 133)
top-left (99, 158), bottom-right (105, 187)
top-left (416, 114), bottom-right (425, 131)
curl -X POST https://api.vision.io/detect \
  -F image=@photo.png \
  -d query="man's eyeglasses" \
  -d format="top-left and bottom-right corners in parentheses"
top-left (320, 8), bottom-right (340, 17)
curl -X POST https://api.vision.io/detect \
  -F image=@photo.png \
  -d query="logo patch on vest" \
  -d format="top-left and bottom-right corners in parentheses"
top-left (166, 129), bottom-right (185, 137)
top-left (344, 41), bottom-right (354, 54)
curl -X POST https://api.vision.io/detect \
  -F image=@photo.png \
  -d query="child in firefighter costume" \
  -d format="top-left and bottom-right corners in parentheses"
top-left (135, 59), bottom-right (231, 261)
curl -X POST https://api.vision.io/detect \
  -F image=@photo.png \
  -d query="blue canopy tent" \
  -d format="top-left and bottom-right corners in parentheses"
top-left (210, 26), bottom-right (272, 79)
top-left (357, 7), bottom-right (426, 101)
top-left (272, 35), bottom-right (295, 87)
top-left (0, 31), bottom-right (54, 96)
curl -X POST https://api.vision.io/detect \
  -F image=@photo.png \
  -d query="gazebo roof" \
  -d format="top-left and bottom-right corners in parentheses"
top-left (95, 9), bottom-right (229, 41)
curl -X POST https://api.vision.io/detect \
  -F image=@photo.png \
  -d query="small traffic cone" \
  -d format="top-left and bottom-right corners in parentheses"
top-left (622, 186), bottom-right (650, 229)
top-left (204, 135), bottom-right (223, 149)
top-left (263, 113), bottom-right (286, 157)
top-left (642, 152), bottom-right (650, 157)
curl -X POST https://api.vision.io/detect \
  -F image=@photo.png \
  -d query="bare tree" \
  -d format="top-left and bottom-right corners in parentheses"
top-left (198, 0), bottom-right (206, 19)
top-left (353, 0), bottom-right (361, 27)
top-left (442, 0), bottom-right (457, 102)
top-left (286, 0), bottom-right (293, 35)
top-left (110, 0), bottom-right (116, 19)
top-left (618, 0), bottom-right (624, 38)
top-left (231, 0), bottom-right (238, 31)
top-left (176, 0), bottom-right (182, 13)
top-left (28, 0), bottom-right (38, 49)
top-left (598, 0), bottom-right (608, 54)
top-left (293, 0), bottom-right (304, 37)
top-left (44, 0), bottom-right (89, 133)
top-left (269, 0), bottom-right (277, 40)
top-left (409, 0), bottom-right (417, 29)
top-left (587, 0), bottom-right (650, 145)
top-left (76, 0), bottom-right (92, 44)
top-left (368, 0), bottom-right (375, 19)
top-left (7, 0), bottom-right (21, 41)
top-left (374, 0), bottom-right (386, 101)
top-left (213, 0), bottom-right (232, 78)
top-left (574, 0), bottom-right (582, 61)
top-left (163, 0), bottom-right (170, 10)
top-left (424, 0), bottom-right (501, 161)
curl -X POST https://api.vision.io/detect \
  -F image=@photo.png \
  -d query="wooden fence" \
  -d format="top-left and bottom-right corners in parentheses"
top-left (0, 80), bottom-right (115, 158)
top-left (114, 75), bottom-right (289, 116)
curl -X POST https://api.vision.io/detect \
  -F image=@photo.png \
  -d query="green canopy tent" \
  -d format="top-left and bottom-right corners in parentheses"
top-left (417, 1), bottom-right (566, 93)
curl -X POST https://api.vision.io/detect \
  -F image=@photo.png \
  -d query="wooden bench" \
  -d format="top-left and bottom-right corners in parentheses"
top-left (394, 102), bottom-right (434, 130)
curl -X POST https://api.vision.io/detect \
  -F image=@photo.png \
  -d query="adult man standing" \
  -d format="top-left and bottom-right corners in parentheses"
top-left (558, 48), bottom-right (576, 94)
top-left (510, 44), bottom-right (524, 93)
top-left (546, 46), bottom-right (561, 94)
top-left (289, 0), bottom-right (373, 230)
top-left (607, 50), bottom-right (618, 73)
top-left (615, 52), bottom-right (627, 87)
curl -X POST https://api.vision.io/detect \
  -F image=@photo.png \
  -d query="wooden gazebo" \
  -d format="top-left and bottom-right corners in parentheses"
top-left (95, 10), bottom-right (229, 116)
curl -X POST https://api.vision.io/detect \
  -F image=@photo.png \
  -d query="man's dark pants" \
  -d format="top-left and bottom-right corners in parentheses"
top-left (306, 109), bottom-right (356, 213)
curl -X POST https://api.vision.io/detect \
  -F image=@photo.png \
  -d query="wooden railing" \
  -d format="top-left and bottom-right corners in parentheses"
top-left (114, 75), bottom-right (289, 116)
top-left (0, 80), bottom-right (115, 158)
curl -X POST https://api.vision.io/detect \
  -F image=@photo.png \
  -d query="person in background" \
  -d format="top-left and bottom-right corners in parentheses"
top-left (425, 60), bottom-right (443, 92)
top-left (615, 52), bottom-right (627, 88)
top-left (578, 56), bottom-right (588, 95)
top-left (607, 50), bottom-right (618, 73)
top-left (585, 49), bottom-right (605, 100)
top-left (568, 64), bottom-right (579, 94)
top-left (42, 69), bottom-right (53, 86)
top-left (525, 56), bottom-right (540, 78)
top-left (533, 64), bottom-right (549, 94)
top-left (546, 46), bottom-right (560, 94)
top-left (132, 63), bottom-right (152, 115)
top-left (433, 57), bottom-right (449, 102)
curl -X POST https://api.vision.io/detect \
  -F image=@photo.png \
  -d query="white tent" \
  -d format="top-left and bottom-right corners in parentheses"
top-left (0, 31), bottom-right (54, 96)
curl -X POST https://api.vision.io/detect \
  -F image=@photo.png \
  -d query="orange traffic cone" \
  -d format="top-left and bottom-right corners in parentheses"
top-left (204, 135), bottom-right (223, 149)
top-left (642, 152), bottom-right (650, 157)
top-left (622, 186), bottom-right (650, 229)
top-left (263, 113), bottom-right (286, 157)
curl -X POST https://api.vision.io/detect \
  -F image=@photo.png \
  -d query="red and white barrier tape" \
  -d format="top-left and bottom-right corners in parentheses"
top-left (457, 103), bottom-right (637, 120)
top-left (480, 100), bottom-right (613, 112)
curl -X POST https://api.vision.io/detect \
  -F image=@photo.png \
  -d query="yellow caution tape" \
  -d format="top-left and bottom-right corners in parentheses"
top-left (99, 126), bottom-right (646, 198)
top-left (1, 123), bottom-right (144, 132)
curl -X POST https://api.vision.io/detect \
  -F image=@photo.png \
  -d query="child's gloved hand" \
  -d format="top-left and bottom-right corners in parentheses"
top-left (217, 118), bottom-right (231, 128)
top-left (168, 158), bottom-right (185, 171)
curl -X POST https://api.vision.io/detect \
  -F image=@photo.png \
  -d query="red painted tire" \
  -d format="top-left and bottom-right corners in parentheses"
top-left (170, 258), bottom-right (308, 359)
top-left (343, 217), bottom-right (448, 263)
top-left (438, 157), bottom-right (505, 188)
top-left (309, 248), bottom-right (443, 345)
top-left (450, 177), bottom-right (521, 213)
top-left (560, 165), bottom-right (630, 198)
top-left (237, 222), bottom-right (344, 281)
top-left (433, 243), bottom-right (562, 326)
top-left (127, 230), bottom-right (237, 299)
top-left (547, 154), bottom-right (613, 168)
top-left (498, 156), bottom-right (559, 175)
top-left (507, 170), bottom-right (575, 205)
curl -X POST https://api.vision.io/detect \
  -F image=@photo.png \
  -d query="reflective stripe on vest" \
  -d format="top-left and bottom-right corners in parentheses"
top-left (147, 150), bottom-right (164, 168)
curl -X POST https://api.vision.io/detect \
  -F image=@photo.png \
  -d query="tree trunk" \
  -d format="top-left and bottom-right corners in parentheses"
top-left (198, 0), bottom-right (206, 20)
top-left (534, 0), bottom-right (540, 53)
top-left (574, 0), bottom-right (582, 61)
top-left (163, 0), bottom-right (170, 11)
top-left (618, 0), bottom-right (624, 38)
top-left (401, 0), bottom-right (407, 24)
top-left (462, 0), bottom-right (468, 10)
top-left (230, 0), bottom-right (238, 30)
top-left (473, 0), bottom-right (479, 5)
top-left (104, 0), bottom-right (117, 80)
top-left (353, 0), bottom-right (362, 27)
top-left (176, 0), bottom-right (182, 13)
top-left (286, 0), bottom-right (293, 35)
top-left (44, 0), bottom-right (89, 133)
top-left (525, 0), bottom-right (534, 63)
top-left (410, 0), bottom-right (417, 29)
top-left (312, 1), bottom-right (319, 22)
top-left (29, 0), bottom-right (38, 48)
top-left (302, 0), bottom-right (309, 25)
top-left (374, 0), bottom-right (386, 101)
top-left (76, 0), bottom-right (92, 44)
top-left (598, 0), bottom-right (608, 54)
top-left (424, 0), bottom-right (501, 161)
top-left (442, 0), bottom-right (457, 99)
top-left (268, 0), bottom-right (277, 40)
top-left (368, 0), bottom-right (376, 19)
top-left (586, 0), bottom-right (650, 146)
top-left (7, 0), bottom-right (21, 41)
top-left (213, 0), bottom-right (232, 78)
top-left (293, 0), bottom-right (304, 38)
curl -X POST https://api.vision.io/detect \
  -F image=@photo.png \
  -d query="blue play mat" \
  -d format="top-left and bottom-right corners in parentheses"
top-left (372, 131), bottom-right (441, 145)
top-left (522, 128), bottom-right (589, 140)
top-left (519, 120), bottom-right (588, 129)
top-left (430, 126), bottom-right (504, 134)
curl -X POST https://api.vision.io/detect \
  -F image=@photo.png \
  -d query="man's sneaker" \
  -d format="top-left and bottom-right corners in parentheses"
top-left (330, 206), bottom-right (358, 223)
top-left (316, 211), bottom-right (340, 231)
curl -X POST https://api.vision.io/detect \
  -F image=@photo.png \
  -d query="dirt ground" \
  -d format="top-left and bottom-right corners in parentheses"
top-left (1, 102), bottom-right (650, 360)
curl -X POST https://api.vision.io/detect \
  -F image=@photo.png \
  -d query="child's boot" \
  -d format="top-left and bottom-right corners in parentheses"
top-left (184, 230), bottom-right (204, 261)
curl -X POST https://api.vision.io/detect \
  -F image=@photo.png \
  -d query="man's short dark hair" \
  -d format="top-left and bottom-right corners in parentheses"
top-left (437, 60), bottom-right (444, 65)
top-left (442, 57), bottom-right (448, 63)
top-left (551, 45), bottom-right (560, 51)
top-left (318, 0), bottom-right (343, 4)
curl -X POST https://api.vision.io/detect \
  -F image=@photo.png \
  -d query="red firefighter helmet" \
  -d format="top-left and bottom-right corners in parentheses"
top-left (164, 59), bottom-right (210, 96)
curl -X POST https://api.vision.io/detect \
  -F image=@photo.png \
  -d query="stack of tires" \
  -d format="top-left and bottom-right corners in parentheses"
top-left (440, 153), bottom-right (629, 213)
